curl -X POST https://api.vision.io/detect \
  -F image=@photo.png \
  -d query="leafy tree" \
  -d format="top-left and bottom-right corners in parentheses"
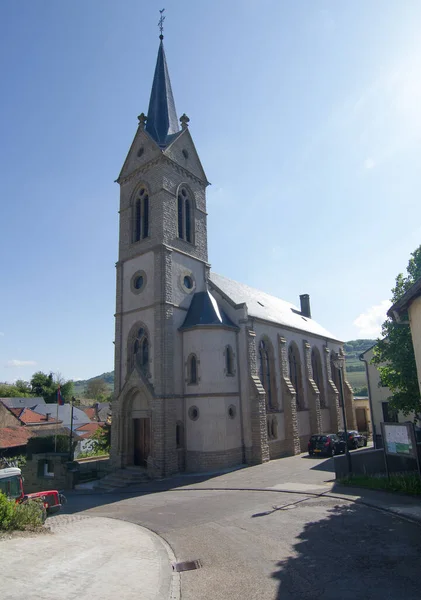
top-left (90, 422), bottom-right (111, 454)
top-left (0, 383), bottom-right (24, 397)
top-left (372, 245), bottom-right (421, 418)
top-left (30, 371), bottom-right (74, 404)
top-left (86, 378), bottom-right (109, 401)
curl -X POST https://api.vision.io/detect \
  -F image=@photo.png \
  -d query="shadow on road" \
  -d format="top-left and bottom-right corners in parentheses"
top-left (270, 500), bottom-right (421, 599)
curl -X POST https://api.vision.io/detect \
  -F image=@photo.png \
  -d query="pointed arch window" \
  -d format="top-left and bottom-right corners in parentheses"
top-left (133, 187), bottom-right (149, 243)
top-left (188, 354), bottom-right (198, 385)
top-left (330, 356), bottom-right (342, 406)
top-left (133, 327), bottom-right (149, 371)
top-left (177, 188), bottom-right (193, 243)
top-left (288, 344), bottom-right (304, 410)
top-left (312, 347), bottom-right (326, 408)
top-left (258, 339), bottom-right (275, 410)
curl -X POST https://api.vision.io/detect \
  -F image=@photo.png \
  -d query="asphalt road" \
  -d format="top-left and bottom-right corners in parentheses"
top-left (62, 453), bottom-right (421, 600)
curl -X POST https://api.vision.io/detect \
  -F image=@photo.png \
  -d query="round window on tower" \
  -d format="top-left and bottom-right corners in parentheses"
top-left (184, 276), bottom-right (193, 289)
top-left (131, 270), bottom-right (147, 294)
top-left (180, 272), bottom-right (195, 294)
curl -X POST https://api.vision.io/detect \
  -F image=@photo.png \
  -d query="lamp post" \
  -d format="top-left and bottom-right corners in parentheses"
top-left (69, 397), bottom-right (75, 462)
top-left (332, 352), bottom-right (352, 475)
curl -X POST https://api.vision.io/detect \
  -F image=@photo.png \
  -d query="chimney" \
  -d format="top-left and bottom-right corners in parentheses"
top-left (45, 412), bottom-right (51, 421)
top-left (299, 294), bottom-right (311, 319)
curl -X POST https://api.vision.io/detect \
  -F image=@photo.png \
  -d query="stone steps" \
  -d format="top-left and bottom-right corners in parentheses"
top-left (93, 468), bottom-right (150, 491)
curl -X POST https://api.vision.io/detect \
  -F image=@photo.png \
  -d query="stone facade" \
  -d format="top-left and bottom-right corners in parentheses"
top-left (110, 39), bottom-right (355, 477)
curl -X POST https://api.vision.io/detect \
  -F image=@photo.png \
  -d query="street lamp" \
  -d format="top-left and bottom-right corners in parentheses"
top-left (332, 352), bottom-right (352, 475)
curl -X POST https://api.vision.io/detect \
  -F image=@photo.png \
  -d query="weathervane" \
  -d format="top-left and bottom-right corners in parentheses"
top-left (158, 8), bottom-right (165, 40)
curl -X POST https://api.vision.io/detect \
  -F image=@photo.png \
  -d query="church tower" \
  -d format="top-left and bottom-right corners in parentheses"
top-left (111, 31), bottom-right (210, 476)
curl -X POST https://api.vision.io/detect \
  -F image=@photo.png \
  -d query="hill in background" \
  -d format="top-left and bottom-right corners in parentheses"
top-left (73, 340), bottom-right (376, 397)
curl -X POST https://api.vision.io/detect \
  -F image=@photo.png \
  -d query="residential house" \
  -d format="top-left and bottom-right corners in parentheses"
top-left (388, 276), bottom-right (421, 397)
top-left (360, 345), bottom-right (412, 447)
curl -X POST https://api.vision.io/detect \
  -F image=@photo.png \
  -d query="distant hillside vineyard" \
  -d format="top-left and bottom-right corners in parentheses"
top-left (73, 340), bottom-right (375, 397)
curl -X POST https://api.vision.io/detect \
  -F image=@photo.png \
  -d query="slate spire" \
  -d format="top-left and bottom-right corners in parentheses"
top-left (145, 39), bottom-right (179, 147)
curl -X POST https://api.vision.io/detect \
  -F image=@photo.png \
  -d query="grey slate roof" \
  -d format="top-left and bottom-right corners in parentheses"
top-left (209, 272), bottom-right (340, 341)
top-left (180, 290), bottom-right (237, 330)
top-left (0, 397), bottom-right (45, 409)
top-left (145, 40), bottom-right (180, 147)
top-left (31, 404), bottom-right (91, 429)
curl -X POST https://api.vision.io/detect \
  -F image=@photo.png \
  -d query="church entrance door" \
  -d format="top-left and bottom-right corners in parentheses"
top-left (133, 418), bottom-right (151, 466)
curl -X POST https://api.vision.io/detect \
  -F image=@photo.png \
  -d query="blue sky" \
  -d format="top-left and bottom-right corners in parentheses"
top-left (1, 1), bottom-right (421, 383)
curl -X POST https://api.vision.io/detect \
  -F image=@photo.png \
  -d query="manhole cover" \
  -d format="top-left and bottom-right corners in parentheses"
top-left (172, 559), bottom-right (202, 572)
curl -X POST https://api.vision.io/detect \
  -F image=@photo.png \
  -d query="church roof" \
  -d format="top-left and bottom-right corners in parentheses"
top-left (180, 290), bottom-right (238, 330)
top-left (145, 40), bottom-right (180, 147)
top-left (209, 272), bottom-right (341, 341)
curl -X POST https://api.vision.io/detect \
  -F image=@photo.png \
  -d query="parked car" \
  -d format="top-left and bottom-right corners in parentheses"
top-left (308, 434), bottom-right (346, 457)
top-left (0, 467), bottom-right (66, 520)
top-left (338, 430), bottom-right (367, 449)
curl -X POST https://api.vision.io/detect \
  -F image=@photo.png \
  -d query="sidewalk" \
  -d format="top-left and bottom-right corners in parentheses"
top-left (327, 483), bottom-right (421, 524)
top-left (0, 516), bottom-right (179, 600)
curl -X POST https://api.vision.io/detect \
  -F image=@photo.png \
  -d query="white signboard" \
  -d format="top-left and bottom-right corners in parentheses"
top-left (383, 423), bottom-right (414, 456)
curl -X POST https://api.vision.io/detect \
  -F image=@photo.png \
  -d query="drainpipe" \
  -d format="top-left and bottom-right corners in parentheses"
top-left (359, 353), bottom-right (376, 448)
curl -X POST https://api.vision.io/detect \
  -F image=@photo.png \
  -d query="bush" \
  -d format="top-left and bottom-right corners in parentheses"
top-left (0, 493), bottom-right (45, 531)
top-left (0, 493), bottom-right (15, 530)
top-left (26, 435), bottom-right (76, 457)
top-left (13, 499), bottom-right (45, 529)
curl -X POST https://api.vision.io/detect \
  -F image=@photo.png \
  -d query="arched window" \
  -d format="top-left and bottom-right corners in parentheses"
top-left (288, 344), bottom-right (303, 410)
top-left (133, 327), bottom-right (149, 371)
top-left (225, 345), bottom-right (234, 376)
top-left (312, 347), bottom-right (326, 408)
top-left (132, 187), bottom-right (149, 243)
top-left (188, 354), bottom-right (198, 385)
top-left (177, 187), bottom-right (193, 243)
top-left (258, 339), bottom-right (275, 410)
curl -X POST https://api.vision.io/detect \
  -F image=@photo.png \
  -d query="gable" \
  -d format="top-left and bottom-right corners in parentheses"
top-left (164, 128), bottom-right (208, 185)
top-left (118, 127), bottom-right (162, 182)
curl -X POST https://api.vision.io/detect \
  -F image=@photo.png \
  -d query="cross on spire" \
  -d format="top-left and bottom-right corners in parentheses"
top-left (158, 8), bottom-right (165, 40)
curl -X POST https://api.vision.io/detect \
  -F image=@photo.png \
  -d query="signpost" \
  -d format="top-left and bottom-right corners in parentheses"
top-left (380, 422), bottom-right (420, 478)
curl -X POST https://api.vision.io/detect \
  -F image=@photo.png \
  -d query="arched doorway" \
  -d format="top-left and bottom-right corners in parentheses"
top-left (127, 389), bottom-right (151, 467)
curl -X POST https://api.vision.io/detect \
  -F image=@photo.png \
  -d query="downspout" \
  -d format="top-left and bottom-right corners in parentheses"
top-left (235, 327), bottom-right (246, 464)
top-left (359, 353), bottom-right (376, 448)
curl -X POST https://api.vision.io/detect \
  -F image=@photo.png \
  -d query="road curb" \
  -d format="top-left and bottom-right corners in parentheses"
top-left (101, 517), bottom-right (181, 600)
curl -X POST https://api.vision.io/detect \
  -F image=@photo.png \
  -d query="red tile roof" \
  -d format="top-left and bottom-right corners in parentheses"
top-left (10, 408), bottom-right (59, 425)
top-left (82, 408), bottom-right (97, 420)
top-left (75, 422), bottom-right (104, 439)
top-left (0, 427), bottom-right (32, 449)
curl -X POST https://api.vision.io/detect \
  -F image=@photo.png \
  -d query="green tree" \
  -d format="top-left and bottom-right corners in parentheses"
top-left (372, 245), bottom-right (421, 418)
top-left (86, 378), bottom-right (109, 401)
top-left (90, 422), bottom-right (111, 454)
top-left (30, 371), bottom-right (74, 403)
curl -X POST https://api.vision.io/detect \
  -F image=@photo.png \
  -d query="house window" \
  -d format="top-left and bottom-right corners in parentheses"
top-left (133, 187), bottom-right (149, 242)
top-left (177, 187), bottom-right (193, 243)
top-left (382, 402), bottom-right (398, 423)
top-left (188, 354), bottom-right (198, 385)
top-left (311, 347), bottom-right (326, 408)
top-left (259, 339), bottom-right (275, 410)
top-left (225, 345), bottom-right (234, 376)
top-left (288, 343), bottom-right (304, 410)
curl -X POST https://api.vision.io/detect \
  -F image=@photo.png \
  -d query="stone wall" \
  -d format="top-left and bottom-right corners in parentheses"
top-left (185, 447), bottom-right (243, 473)
top-left (21, 453), bottom-right (72, 493)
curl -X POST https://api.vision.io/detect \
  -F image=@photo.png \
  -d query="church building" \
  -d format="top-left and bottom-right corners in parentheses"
top-left (111, 33), bottom-right (356, 477)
